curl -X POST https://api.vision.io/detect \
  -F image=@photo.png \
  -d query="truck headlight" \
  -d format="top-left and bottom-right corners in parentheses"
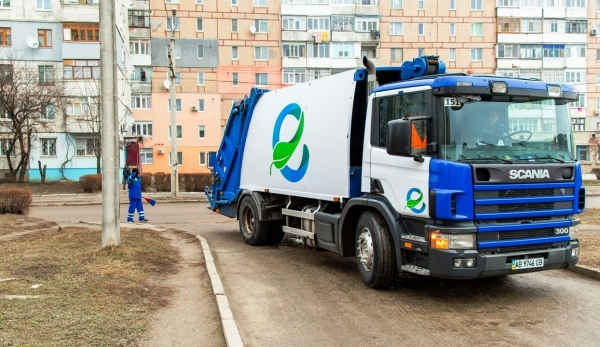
top-left (570, 225), bottom-right (579, 240)
top-left (431, 232), bottom-right (475, 250)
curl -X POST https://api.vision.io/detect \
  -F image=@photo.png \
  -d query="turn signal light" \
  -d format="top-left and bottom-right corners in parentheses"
top-left (431, 231), bottom-right (449, 249)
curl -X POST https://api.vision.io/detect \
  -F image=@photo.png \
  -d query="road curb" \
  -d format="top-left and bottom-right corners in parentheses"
top-left (197, 235), bottom-right (244, 347)
top-left (569, 264), bottom-right (600, 280)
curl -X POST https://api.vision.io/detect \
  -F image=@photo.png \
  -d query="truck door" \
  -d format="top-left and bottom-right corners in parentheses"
top-left (364, 87), bottom-right (432, 218)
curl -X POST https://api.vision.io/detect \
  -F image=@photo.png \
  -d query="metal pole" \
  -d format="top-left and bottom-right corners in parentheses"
top-left (169, 8), bottom-right (179, 198)
top-left (100, 0), bottom-right (120, 247)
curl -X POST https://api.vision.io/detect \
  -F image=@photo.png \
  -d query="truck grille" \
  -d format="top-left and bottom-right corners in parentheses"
top-left (498, 189), bottom-right (554, 198)
top-left (498, 228), bottom-right (554, 240)
top-left (498, 202), bottom-right (555, 212)
top-left (480, 243), bottom-right (554, 254)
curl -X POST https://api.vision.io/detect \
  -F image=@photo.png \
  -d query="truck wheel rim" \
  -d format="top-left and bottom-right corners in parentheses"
top-left (357, 227), bottom-right (374, 271)
top-left (242, 207), bottom-right (254, 236)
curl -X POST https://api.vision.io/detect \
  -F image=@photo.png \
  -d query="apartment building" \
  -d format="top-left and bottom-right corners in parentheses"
top-left (0, 0), bottom-right (131, 182)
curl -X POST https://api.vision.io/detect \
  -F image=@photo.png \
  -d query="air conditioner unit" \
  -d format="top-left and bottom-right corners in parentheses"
top-left (191, 105), bottom-right (198, 111)
top-left (157, 148), bottom-right (165, 154)
top-left (595, 109), bottom-right (600, 115)
top-left (591, 29), bottom-right (598, 36)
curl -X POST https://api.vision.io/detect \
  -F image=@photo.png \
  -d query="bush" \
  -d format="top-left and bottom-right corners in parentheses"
top-left (592, 168), bottom-right (600, 180)
top-left (79, 174), bottom-right (102, 193)
top-left (0, 188), bottom-right (32, 214)
top-left (139, 172), bottom-right (152, 192)
top-left (153, 172), bottom-right (171, 192)
top-left (179, 173), bottom-right (211, 192)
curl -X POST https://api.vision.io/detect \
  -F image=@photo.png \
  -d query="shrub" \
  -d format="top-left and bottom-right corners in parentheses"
top-left (139, 172), bottom-right (152, 192)
top-left (0, 188), bottom-right (32, 214)
top-left (179, 173), bottom-right (211, 192)
top-left (80, 174), bottom-right (97, 193)
top-left (153, 172), bottom-right (171, 192)
top-left (91, 174), bottom-right (102, 190)
top-left (592, 168), bottom-right (600, 180)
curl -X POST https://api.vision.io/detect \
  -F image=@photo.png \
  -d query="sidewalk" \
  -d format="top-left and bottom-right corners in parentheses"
top-left (30, 189), bottom-right (207, 206)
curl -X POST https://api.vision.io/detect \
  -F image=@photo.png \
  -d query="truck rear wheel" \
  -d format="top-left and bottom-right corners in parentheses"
top-left (239, 196), bottom-right (270, 246)
top-left (355, 211), bottom-right (397, 289)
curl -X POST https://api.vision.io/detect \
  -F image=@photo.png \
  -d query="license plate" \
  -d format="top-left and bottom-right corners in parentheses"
top-left (511, 258), bottom-right (544, 270)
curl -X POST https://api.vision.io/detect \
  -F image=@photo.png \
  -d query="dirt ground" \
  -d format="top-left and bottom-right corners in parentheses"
top-left (0, 181), bottom-right (84, 195)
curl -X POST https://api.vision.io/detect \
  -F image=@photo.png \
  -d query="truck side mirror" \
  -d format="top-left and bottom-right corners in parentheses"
top-left (386, 119), bottom-right (412, 156)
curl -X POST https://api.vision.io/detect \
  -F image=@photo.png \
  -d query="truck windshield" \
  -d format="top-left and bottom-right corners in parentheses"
top-left (440, 96), bottom-right (574, 163)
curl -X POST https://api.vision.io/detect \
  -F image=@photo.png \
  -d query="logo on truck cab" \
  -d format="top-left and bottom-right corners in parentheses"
top-left (508, 169), bottom-right (550, 180)
top-left (270, 103), bottom-right (310, 183)
top-left (405, 188), bottom-right (426, 214)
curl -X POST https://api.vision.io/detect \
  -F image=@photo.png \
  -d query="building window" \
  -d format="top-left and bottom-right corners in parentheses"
top-left (333, 42), bottom-right (354, 58)
top-left (131, 94), bottom-right (151, 109)
top-left (390, 48), bottom-right (403, 62)
top-left (572, 119), bottom-right (585, 132)
top-left (128, 10), bottom-right (150, 28)
top-left (255, 73), bottom-right (268, 86)
top-left (390, 22), bottom-right (403, 35)
top-left (498, 0), bottom-right (519, 6)
top-left (283, 68), bottom-right (306, 84)
top-left (356, 18), bottom-right (378, 32)
top-left (418, 48), bottom-right (425, 56)
top-left (199, 152), bottom-right (206, 166)
top-left (521, 19), bottom-right (541, 33)
top-left (167, 99), bottom-right (182, 112)
top-left (232, 19), bottom-right (238, 32)
top-left (390, 0), bottom-right (402, 9)
top-left (449, 23), bottom-right (455, 36)
top-left (566, 20), bottom-right (586, 33)
top-left (471, 48), bottom-right (483, 61)
top-left (543, 44), bottom-right (564, 58)
top-left (168, 71), bottom-right (181, 85)
top-left (283, 16), bottom-right (307, 30)
top-left (418, 23), bottom-right (425, 35)
top-left (62, 23), bottom-right (99, 42)
top-left (67, 97), bottom-right (97, 116)
top-left (168, 125), bottom-right (183, 139)
top-left (40, 138), bottom-right (56, 156)
top-left (41, 105), bottom-right (55, 120)
top-left (255, 46), bottom-right (268, 60)
top-left (231, 0), bottom-right (237, 5)
top-left (166, 44), bottom-right (181, 59)
top-left (196, 0), bottom-right (203, 3)
top-left (449, 48), bottom-right (456, 61)
top-left (198, 99), bottom-right (204, 112)
top-left (232, 73), bottom-right (238, 86)
top-left (597, 74), bottom-right (600, 85)
top-left (232, 46), bottom-right (238, 60)
top-left (0, 0), bottom-right (9, 8)
top-left (254, 0), bottom-right (267, 5)
top-left (166, 17), bottom-right (180, 31)
top-left (543, 70), bottom-right (564, 83)
top-left (130, 40), bottom-right (150, 55)
top-left (63, 60), bottom-right (100, 79)
top-left (570, 93), bottom-right (586, 108)
top-left (509, 118), bottom-right (539, 132)
top-left (0, 28), bottom-right (11, 46)
top-left (38, 65), bottom-right (54, 84)
top-left (197, 45), bottom-right (204, 59)
top-left (498, 18), bottom-right (520, 33)
top-left (132, 122), bottom-right (153, 136)
top-left (308, 68), bottom-right (329, 81)
top-left (38, 29), bottom-right (52, 47)
top-left (255, 20), bottom-right (268, 33)
top-left (567, 0), bottom-right (585, 7)
top-left (198, 125), bottom-right (205, 139)
top-left (576, 145), bottom-right (588, 160)
top-left (37, 0), bottom-right (50, 10)
top-left (497, 44), bottom-right (519, 58)
top-left (471, 0), bottom-right (482, 10)
top-left (418, 0), bottom-right (424, 9)
top-left (196, 18), bottom-right (203, 31)
top-left (140, 148), bottom-right (153, 164)
top-left (197, 72), bottom-right (204, 86)
top-left (76, 138), bottom-right (99, 156)
top-left (566, 44), bottom-right (586, 58)
top-left (308, 43), bottom-right (329, 58)
top-left (449, 0), bottom-right (455, 9)
top-left (521, 44), bottom-right (543, 59)
top-left (471, 23), bottom-right (483, 36)
top-left (596, 49), bottom-right (600, 60)
top-left (550, 21), bottom-right (558, 33)
top-left (169, 152), bottom-right (183, 166)
top-left (332, 16), bottom-right (354, 31)
top-left (0, 139), bottom-right (15, 157)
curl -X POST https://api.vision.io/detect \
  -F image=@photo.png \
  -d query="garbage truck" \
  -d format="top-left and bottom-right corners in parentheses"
top-left (205, 56), bottom-right (584, 289)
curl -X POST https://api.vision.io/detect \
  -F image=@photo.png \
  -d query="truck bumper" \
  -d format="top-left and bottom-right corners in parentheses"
top-left (427, 241), bottom-right (580, 279)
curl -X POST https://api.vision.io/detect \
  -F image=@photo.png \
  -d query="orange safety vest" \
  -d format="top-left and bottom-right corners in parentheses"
top-left (411, 123), bottom-right (427, 151)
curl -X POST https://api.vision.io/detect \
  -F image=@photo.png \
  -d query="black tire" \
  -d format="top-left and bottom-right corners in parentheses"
top-left (238, 196), bottom-right (270, 246)
top-left (266, 220), bottom-right (285, 245)
top-left (355, 211), bottom-right (397, 289)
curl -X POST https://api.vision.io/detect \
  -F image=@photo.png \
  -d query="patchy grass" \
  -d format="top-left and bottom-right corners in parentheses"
top-left (0, 181), bottom-right (84, 195)
top-left (0, 215), bottom-right (180, 347)
top-left (579, 234), bottom-right (600, 268)
top-left (0, 215), bottom-right (57, 237)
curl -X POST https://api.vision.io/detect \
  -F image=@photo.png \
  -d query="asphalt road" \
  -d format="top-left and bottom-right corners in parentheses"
top-left (30, 202), bottom-right (600, 347)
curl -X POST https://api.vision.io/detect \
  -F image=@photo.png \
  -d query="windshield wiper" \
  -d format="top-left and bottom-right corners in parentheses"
top-left (513, 155), bottom-right (565, 163)
top-left (459, 156), bottom-right (513, 164)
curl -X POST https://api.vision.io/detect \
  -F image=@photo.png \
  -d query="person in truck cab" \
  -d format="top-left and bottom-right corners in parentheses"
top-left (471, 110), bottom-right (508, 145)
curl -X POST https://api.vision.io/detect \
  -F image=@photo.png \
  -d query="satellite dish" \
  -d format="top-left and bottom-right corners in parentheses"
top-left (26, 36), bottom-right (39, 49)
top-left (125, 114), bottom-right (135, 127)
top-left (249, 25), bottom-right (256, 34)
top-left (163, 79), bottom-right (171, 89)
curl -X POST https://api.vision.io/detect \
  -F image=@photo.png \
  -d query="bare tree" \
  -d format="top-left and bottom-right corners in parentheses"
top-left (68, 78), bottom-right (102, 173)
top-left (0, 54), bottom-right (66, 182)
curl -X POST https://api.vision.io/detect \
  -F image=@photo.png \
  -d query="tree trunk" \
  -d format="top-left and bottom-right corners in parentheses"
top-left (97, 155), bottom-right (101, 174)
top-left (38, 160), bottom-right (47, 183)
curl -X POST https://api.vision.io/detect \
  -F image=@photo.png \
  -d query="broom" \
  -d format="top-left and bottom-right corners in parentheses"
top-left (142, 196), bottom-right (156, 206)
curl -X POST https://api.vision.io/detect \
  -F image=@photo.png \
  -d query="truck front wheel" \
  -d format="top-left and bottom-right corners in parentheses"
top-left (239, 196), bottom-right (270, 246)
top-left (355, 211), bottom-right (397, 289)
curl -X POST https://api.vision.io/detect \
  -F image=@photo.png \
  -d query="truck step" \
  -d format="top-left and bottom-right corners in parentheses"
top-left (282, 226), bottom-right (315, 240)
top-left (400, 265), bottom-right (430, 276)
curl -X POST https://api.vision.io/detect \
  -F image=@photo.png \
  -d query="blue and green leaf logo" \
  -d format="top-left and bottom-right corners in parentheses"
top-left (270, 103), bottom-right (309, 183)
top-left (405, 188), bottom-right (426, 213)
